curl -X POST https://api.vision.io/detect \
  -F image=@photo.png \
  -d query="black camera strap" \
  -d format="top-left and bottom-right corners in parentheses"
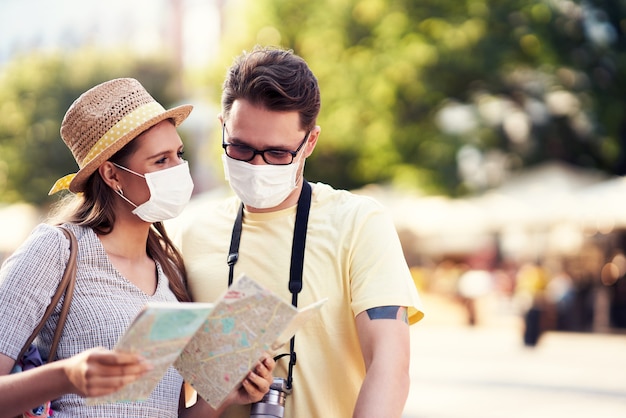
top-left (227, 180), bottom-right (312, 390)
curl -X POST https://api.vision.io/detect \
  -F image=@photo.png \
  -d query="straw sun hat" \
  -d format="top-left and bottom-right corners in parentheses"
top-left (49, 77), bottom-right (192, 194)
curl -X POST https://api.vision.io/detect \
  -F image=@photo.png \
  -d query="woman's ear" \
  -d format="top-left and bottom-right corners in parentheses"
top-left (98, 161), bottom-right (120, 190)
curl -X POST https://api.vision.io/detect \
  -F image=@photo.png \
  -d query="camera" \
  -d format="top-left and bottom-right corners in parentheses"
top-left (249, 377), bottom-right (291, 418)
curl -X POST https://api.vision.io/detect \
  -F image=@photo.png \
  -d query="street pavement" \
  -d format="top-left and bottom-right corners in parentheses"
top-left (402, 294), bottom-right (626, 418)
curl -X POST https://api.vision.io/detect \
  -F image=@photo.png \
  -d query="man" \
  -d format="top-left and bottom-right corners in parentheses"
top-left (174, 46), bottom-right (424, 417)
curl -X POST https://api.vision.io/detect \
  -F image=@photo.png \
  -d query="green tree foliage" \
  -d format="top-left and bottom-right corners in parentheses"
top-left (0, 50), bottom-right (184, 205)
top-left (218, 0), bottom-right (625, 196)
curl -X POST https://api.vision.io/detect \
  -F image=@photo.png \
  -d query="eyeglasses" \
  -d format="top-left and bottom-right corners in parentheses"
top-left (222, 124), bottom-right (310, 165)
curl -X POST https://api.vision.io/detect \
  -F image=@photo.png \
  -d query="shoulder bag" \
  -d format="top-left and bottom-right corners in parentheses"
top-left (11, 226), bottom-right (78, 418)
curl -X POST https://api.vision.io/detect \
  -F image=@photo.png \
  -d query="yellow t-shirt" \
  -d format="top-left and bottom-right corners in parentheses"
top-left (171, 182), bottom-right (424, 417)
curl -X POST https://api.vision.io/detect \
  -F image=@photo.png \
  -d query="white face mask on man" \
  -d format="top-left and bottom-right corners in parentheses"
top-left (222, 154), bottom-right (304, 209)
top-left (113, 161), bottom-right (194, 222)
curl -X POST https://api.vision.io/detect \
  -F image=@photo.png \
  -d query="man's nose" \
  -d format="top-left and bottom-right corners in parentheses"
top-left (250, 153), bottom-right (266, 165)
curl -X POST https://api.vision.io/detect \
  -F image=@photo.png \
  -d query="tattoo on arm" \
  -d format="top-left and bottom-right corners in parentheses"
top-left (366, 306), bottom-right (408, 323)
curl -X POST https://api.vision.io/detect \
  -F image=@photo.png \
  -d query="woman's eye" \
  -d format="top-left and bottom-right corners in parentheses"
top-left (177, 151), bottom-right (185, 159)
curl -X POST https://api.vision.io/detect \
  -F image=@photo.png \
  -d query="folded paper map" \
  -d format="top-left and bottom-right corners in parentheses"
top-left (87, 274), bottom-right (326, 409)
top-left (175, 274), bottom-right (327, 408)
top-left (85, 301), bottom-right (213, 406)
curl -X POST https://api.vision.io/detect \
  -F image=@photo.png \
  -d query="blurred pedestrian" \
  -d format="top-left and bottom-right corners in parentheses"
top-left (515, 262), bottom-right (549, 346)
top-left (457, 269), bottom-right (494, 326)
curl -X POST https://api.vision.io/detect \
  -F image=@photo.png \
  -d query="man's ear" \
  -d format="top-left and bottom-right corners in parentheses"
top-left (304, 126), bottom-right (321, 158)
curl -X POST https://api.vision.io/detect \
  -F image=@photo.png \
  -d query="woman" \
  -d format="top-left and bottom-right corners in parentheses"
top-left (0, 78), bottom-right (274, 417)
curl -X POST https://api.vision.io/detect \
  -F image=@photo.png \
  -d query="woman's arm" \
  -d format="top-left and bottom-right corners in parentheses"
top-left (0, 348), bottom-right (152, 418)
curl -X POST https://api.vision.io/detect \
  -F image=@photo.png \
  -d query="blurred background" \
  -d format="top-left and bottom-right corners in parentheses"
top-left (1, 0), bottom-right (625, 416)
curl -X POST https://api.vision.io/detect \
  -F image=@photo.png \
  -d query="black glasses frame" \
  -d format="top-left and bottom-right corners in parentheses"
top-left (222, 124), bottom-right (311, 165)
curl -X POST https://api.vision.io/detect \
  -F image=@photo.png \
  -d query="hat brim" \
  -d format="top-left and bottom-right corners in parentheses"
top-left (68, 103), bottom-right (193, 193)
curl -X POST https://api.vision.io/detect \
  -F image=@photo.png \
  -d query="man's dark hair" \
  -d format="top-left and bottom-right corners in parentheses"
top-left (222, 46), bottom-right (321, 131)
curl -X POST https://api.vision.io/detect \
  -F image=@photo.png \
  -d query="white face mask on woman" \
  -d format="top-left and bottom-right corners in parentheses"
top-left (113, 161), bottom-right (194, 222)
top-left (221, 154), bottom-right (303, 209)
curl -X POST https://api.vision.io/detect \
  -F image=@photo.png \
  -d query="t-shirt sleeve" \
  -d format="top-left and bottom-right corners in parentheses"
top-left (348, 199), bottom-right (424, 325)
top-left (0, 224), bottom-right (70, 360)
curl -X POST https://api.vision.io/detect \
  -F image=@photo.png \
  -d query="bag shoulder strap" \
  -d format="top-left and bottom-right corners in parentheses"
top-left (17, 226), bottom-right (78, 362)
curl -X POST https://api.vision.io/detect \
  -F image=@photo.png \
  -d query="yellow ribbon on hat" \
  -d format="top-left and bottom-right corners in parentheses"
top-left (49, 174), bottom-right (76, 194)
top-left (49, 102), bottom-right (166, 195)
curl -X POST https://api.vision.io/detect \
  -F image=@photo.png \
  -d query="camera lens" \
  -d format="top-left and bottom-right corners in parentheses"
top-left (249, 377), bottom-right (290, 418)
